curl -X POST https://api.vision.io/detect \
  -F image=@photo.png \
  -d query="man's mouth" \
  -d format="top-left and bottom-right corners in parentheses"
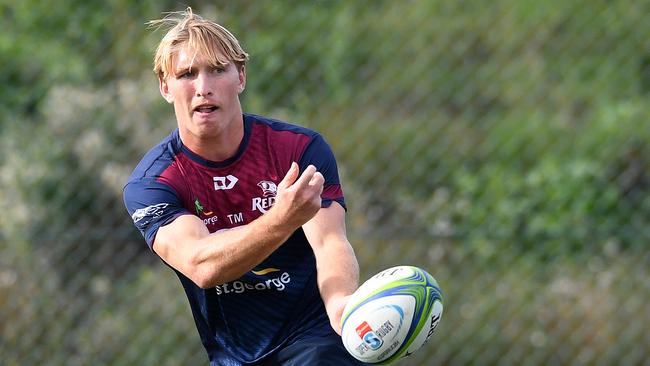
top-left (194, 105), bottom-right (219, 114)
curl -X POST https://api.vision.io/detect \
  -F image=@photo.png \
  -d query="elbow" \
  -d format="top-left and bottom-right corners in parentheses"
top-left (192, 272), bottom-right (216, 289)
top-left (186, 254), bottom-right (220, 289)
top-left (183, 246), bottom-right (240, 289)
top-left (189, 266), bottom-right (221, 289)
top-left (191, 267), bottom-right (238, 289)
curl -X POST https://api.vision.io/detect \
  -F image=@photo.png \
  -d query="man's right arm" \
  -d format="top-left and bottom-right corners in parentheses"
top-left (152, 162), bottom-right (324, 289)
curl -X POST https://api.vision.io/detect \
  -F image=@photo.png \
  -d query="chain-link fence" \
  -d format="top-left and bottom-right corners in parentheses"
top-left (2, 1), bottom-right (649, 365)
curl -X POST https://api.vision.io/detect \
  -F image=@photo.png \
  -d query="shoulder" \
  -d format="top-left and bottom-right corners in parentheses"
top-left (244, 113), bottom-right (328, 161)
top-left (125, 129), bottom-right (182, 185)
top-left (245, 113), bottom-right (320, 139)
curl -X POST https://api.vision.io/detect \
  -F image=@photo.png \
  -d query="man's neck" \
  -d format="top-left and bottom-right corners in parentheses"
top-left (180, 119), bottom-right (245, 163)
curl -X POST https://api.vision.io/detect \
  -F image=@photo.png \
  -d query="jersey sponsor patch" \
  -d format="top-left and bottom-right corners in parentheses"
top-left (214, 271), bottom-right (291, 295)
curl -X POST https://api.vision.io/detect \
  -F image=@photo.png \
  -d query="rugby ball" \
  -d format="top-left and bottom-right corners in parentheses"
top-left (340, 266), bottom-right (443, 364)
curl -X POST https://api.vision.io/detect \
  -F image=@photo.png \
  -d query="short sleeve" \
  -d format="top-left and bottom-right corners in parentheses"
top-left (299, 134), bottom-right (346, 209)
top-left (123, 178), bottom-right (190, 248)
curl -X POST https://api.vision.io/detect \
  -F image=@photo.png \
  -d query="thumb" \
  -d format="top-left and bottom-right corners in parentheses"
top-left (278, 162), bottom-right (299, 190)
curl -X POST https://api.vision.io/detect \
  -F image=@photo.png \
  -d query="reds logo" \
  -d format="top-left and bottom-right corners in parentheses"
top-left (257, 181), bottom-right (277, 197)
top-left (252, 180), bottom-right (278, 213)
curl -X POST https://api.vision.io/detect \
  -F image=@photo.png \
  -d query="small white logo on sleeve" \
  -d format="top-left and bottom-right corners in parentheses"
top-left (131, 203), bottom-right (170, 226)
top-left (213, 175), bottom-right (238, 190)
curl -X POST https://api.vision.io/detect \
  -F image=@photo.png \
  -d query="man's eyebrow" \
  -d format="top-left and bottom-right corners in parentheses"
top-left (174, 65), bottom-right (193, 74)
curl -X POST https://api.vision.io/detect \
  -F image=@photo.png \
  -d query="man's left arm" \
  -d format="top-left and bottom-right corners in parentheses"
top-left (302, 201), bottom-right (360, 335)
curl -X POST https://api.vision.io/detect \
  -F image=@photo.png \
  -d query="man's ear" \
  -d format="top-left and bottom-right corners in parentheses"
top-left (238, 64), bottom-right (246, 94)
top-left (159, 76), bottom-right (174, 104)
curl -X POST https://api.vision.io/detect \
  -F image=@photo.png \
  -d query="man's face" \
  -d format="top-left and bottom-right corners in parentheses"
top-left (159, 45), bottom-right (246, 141)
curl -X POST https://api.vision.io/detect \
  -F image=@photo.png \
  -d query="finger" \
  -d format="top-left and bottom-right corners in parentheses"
top-left (310, 172), bottom-right (325, 192)
top-left (278, 162), bottom-right (299, 189)
top-left (294, 165), bottom-right (317, 189)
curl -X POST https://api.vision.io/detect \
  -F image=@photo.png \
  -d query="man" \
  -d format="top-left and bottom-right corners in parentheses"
top-left (123, 8), bottom-right (367, 365)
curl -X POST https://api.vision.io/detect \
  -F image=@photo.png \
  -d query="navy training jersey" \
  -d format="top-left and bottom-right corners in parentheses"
top-left (123, 114), bottom-right (346, 365)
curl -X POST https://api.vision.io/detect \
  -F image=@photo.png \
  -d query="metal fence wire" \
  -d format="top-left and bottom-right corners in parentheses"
top-left (1, 1), bottom-right (649, 365)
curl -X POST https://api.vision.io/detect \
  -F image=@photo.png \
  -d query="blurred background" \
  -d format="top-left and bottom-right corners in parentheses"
top-left (1, 0), bottom-right (649, 365)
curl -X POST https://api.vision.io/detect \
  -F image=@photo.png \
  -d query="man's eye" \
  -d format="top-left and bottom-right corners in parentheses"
top-left (213, 67), bottom-right (226, 74)
top-left (179, 70), bottom-right (194, 78)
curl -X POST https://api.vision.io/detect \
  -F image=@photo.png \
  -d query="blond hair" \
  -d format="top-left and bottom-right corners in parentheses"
top-left (148, 7), bottom-right (249, 79)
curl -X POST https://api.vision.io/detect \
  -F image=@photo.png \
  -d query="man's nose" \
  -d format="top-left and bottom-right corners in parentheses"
top-left (195, 72), bottom-right (213, 97)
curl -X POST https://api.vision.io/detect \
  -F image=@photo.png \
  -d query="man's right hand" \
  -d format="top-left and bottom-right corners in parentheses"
top-left (270, 162), bottom-right (324, 229)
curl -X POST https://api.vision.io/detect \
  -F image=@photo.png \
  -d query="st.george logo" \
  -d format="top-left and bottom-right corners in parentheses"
top-left (213, 175), bottom-right (238, 190)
